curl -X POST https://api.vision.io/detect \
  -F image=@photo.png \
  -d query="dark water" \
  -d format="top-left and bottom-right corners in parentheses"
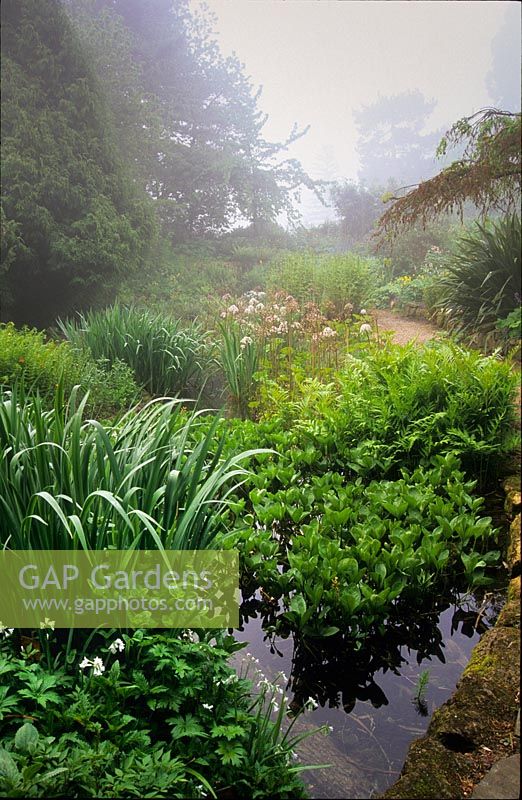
top-left (234, 591), bottom-right (504, 799)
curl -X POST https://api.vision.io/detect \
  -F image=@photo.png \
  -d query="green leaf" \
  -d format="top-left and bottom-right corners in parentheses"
top-left (0, 748), bottom-right (19, 786)
top-left (290, 594), bottom-right (307, 616)
top-left (14, 722), bottom-right (39, 753)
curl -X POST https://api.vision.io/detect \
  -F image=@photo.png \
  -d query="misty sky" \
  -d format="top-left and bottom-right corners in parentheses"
top-left (192, 0), bottom-right (521, 224)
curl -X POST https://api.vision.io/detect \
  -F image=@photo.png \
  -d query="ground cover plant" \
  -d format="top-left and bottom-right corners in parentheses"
top-left (0, 323), bottom-right (138, 417)
top-left (0, 628), bottom-right (318, 798)
top-left (59, 305), bottom-right (213, 399)
top-left (215, 335), bottom-right (516, 482)
top-left (221, 453), bottom-right (501, 641)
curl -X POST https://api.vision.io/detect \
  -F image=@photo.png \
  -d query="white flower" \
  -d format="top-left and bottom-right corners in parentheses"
top-left (80, 656), bottom-right (105, 675)
top-left (202, 703), bottom-right (214, 711)
top-left (321, 326), bottom-right (337, 338)
top-left (108, 638), bottom-right (125, 654)
top-left (240, 335), bottom-right (253, 349)
top-left (271, 700), bottom-right (280, 712)
top-left (40, 618), bottom-right (55, 631)
top-left (92, 657), bottom-right (105, 676)
top-left (360, 308), bottom-right (367, 315)
top-left (227, 304), bottom-right (239, 315)
top-left (304, 696), bottom-right (318, 711)
top-left (0, 624), bottom-right (14, 638)
top-left (360, 323), bottom-right (372, 334)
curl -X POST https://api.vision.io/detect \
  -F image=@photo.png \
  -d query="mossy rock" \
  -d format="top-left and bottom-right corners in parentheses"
top-left (503, 475), bottom-right (521, 517)
top-left (381, 738), bottom-right (462, 798)
top-left (381, 626), bottom-right (520, 799)
top-left (506, 513), bottom-right (521, 566)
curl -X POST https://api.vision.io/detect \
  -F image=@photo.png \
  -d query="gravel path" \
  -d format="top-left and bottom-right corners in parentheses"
top-left (374, 308), bottom-right (440, 346)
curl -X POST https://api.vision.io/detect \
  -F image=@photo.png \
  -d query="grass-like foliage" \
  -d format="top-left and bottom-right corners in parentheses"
top-left (0, 384), bottom-right (260, 550)
top-left (0, 323), bottom-right (138, 416)
top-left (435, 214), bottom-right (521, 346)
top-left (267, 252), bottom-right (376, 315)
top-left (218, 321), bottom-right (259, 419)
top-left (59, 305), bottom-right (213, 398)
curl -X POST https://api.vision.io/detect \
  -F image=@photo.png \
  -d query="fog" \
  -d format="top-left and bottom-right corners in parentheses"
top-left (195, 0), bottom-right (521, 224)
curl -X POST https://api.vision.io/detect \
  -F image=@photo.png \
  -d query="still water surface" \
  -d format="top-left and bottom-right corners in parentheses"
top-left (234, 591), bottom-right (503, 799)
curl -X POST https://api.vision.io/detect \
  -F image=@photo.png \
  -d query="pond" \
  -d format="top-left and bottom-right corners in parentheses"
top-left (233, 589), bottom-right (504, 799)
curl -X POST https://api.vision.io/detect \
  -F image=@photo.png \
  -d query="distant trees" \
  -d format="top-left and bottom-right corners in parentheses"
top-left (1, 0), bottom-right (155, 325)
top-left (377, 109), bottom-right (522, 240)
top-left (354, 90), bottom-right (444, 187)
top-left (65, 0), bottom-right (318, 240)
top-left (329, 182), bottom-right (383, 242)
top-left (486, 8), bottom-right (521, 112)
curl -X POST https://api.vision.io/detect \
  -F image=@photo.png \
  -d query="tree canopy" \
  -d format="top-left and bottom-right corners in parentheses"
top-left (1, 0), bottom-right (155, 326)
top-left (377, 109), bottom-right (522, 241)
top-left (64, 0), bottom-right (318, 239)
top-left (354, 90), bottom-right (444, 187)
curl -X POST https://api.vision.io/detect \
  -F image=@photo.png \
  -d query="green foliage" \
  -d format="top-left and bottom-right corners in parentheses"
top-left (496, 308), bottom-right (521, 350)
top-left (371, 274), bottom-right (432, 310)
top-left (223, 452), bottom-right (500, 641)
top-left (412, 669), bottom-right (430, 715)
top-left (0, 0), bottom-right (155, 326)
top-left (0, 385), bottom-right (260, 550)
top-left (380, 219), bottom-right (461, 277)
top-left (218, 322), bottom-right (260, 419)
top-left (59, 305), bottom-right (212, 398)
top-left (0, 323), bottom-right (138, 416)
top-left (434, 215), bottom-right (521, 349)
top-left (0, 630), bottom-right (309, 798)
top-left (267, 252), bottom-right (376, 314)
top-left (252, 341), bottom-right (517, 481)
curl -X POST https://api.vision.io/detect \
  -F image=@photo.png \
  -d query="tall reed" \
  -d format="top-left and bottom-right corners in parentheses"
top-left (0, 383), bottom-right (261, 550)
top-left (59, 305), bottom-right (213, 398)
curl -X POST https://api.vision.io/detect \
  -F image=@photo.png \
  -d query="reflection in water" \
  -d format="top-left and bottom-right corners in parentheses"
top-left (235, 590), bottom-right (504, 799)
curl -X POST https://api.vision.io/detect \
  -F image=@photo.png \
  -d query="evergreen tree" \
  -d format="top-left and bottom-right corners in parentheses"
top-left (0, 0), bottom-right (155, 326)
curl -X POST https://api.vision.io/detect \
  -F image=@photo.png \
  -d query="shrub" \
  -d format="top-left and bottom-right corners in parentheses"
top-left (434, 214), bottom-right (521, 348)
top-left (0, 323), bottom-right (138, 416)
top-left (59, 305), bottom-right (213, 398)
